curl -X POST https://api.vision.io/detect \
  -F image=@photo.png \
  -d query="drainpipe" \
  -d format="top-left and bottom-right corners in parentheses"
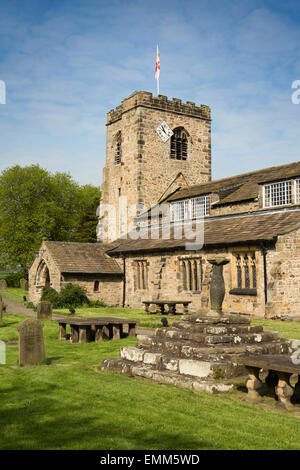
top-left (122, 255), bottom-right (126, 308)
top-left (261, 242), bottom-right (268, 304)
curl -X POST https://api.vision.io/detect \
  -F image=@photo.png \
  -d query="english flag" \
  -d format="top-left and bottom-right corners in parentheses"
top-left (155, 44), bottom-right (160, 80)
top-left (155, 44), bottom-right (160, 95)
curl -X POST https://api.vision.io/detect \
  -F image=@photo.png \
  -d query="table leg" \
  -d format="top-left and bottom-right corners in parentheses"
top-left (113, 324), bottom-right (121, 340)
top-left (79, 326), bottom-right (92, 343)
top-left (145, 303), bottom-right (149, 313)
top-left (159, 304), bottom-right (165, 315)
top-left (168, 304), bottom-right (176, 315)
top-left (183, 303), bottom-right (189, 315)
top-left (103, 325), bottom-right (110, 339)
top-left (128, 324), bottom-right (136, 337)
top-left (58, 322), bottom-right (67, 341)
top-left (275, 372), bottom-right (294, 409)
top-left (70, 324), bottom-right (79, 343)
top-left (95, 325), bottom-right (104, 342)
top-left (245, 366), bottom-right (262, 402)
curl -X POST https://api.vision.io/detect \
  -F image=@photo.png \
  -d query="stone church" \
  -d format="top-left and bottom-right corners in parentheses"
top-left (29, 91), bottom-right (300, 319)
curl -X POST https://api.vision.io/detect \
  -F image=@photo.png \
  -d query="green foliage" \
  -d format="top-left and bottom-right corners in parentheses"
top-left (2, 314), bottom-right (300, 450)
top-left (87, 299), bottom-right (107, 308)
top-left (4, 272), bottom-right (25, 287)
top-left (58, 283), bottom-right (90, 308)
top-left (41, 283), bottom-right (89, 308)
top-left (25, 301), bottom-right (37, 312)
top-left (73, 195), bottom-right (101, 243)
top-left (41, 287), bottom-right (60, 305)
top-left (0, 164), bottom-right (101, 272)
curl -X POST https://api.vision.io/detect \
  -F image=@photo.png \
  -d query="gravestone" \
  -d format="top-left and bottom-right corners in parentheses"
top-left (20, 278), bottom-right (29, 291)
top-left (17, 318), bottom-right (45, 366)
top-left (37, 301), bottom-right (52, 320)
top-left (0, 279), bottom-right (7, 291)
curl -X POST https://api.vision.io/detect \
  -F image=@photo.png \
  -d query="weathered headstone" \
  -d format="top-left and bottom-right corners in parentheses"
top-left (37, 301), bottom-right (52, 320)
top-left (17, 318), bottom-right (45, 366)
top-left (0, 279), bottom-right (7, 291)
top-left (20, 278), bottom-right (29, 291)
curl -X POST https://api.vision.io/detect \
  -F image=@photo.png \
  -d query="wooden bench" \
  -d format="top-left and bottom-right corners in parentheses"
top-left (52, 317), bottom-right (136, 343)
top-left (237, 355), bottom-right (300, 409)
top-left (142, 300), bottom-right (191, 315)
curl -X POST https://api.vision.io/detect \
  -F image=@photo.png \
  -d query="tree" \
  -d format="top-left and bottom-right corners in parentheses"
top-left (0, 164), bottom-right (100, 274)
top-left (73, 195), bottom-right (100, 242)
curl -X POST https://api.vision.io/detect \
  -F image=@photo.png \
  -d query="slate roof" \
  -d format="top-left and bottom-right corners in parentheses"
top-left (167, 161), bottom-right (300, 205)
top-left (44, 241), bottom-right (122, 274)
top-left (108, 210), bottom-right (300, 254)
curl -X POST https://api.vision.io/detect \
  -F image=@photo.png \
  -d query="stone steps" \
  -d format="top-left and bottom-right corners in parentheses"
top-left (101, 357), bottom-right (235, 394)
top-left (101, 314), bottom-right (293, 394)
top-left (136, 334), bottom-right (287, 360)
top-left (138, 329), bottom-right (280, 350)
top-left (155, 324), bottom-right (265, 342)
top-left (119, 346), bottom-right (245, 379)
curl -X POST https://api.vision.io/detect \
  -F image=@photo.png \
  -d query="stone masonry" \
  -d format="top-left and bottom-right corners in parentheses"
top-left (102, 314), bottom-right (294, 393)
top-left (99, 91), bottom-right (211, 241)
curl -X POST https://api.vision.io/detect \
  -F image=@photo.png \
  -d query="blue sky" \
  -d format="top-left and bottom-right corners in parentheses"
top-left (1, 0), bottom-right (300, 186)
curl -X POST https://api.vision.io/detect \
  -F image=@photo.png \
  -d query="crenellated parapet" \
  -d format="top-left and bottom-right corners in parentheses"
top-left (106, 90), bottom-right (211, 124)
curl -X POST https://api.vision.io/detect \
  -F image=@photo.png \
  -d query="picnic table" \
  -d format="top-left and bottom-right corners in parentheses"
top-left (142, 300), bottom-right (191, 315)
top-left (237, 354), bottom-right (300, 409)
top-left (52, 317), bottom-right (136, 343)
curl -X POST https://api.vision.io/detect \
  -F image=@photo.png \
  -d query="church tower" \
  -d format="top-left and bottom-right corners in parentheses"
top-left (98, 91), bottom-right (211, 242)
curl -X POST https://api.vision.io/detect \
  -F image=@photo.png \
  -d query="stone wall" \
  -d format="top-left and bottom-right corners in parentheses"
top-left (114, 244), bottom-right (268, 317)
top-left (99, 91), bottom-right (212, 241)
top-left (29, 243), bottom-right (61, 304)
top-left (29, 241), bottom-right (123, 306)
top-left (266, 227), bottom-right (300, 319)
top-left (62, 273), bottom-right (123, 306)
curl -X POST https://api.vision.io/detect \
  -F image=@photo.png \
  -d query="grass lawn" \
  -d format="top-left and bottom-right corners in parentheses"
top-left (1, 312), bottom-right (300, 450)
top-left (1, 287), bottom-right (28, 303)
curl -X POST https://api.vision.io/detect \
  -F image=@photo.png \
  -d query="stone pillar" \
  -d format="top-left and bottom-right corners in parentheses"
top-left (207, 258), bottom-right (230, 317)
top-left (70, 325), bottom-right (79, 343)
top-left (58, 322), bottom-right (67, 341)
top-left (245, 366), bottom-right (262, 402)
top-left (128, 324), bottom-right (136, 338)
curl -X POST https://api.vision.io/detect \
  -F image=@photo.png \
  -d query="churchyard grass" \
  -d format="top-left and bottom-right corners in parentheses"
top-left (1, 312), bottom-right (300, 450)
top-left (1, 287), bottom-right (28, 303)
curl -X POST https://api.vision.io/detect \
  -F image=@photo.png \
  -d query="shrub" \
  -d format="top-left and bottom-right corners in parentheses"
top-left (41, 283), bottom-right (90, 308)
top-left (57, 283), bottom-right (89, 308)
top-left (25, 301), bottom-right (37, 312)
top-left (87, 299), bottom-right (107, 308)
top-left (41, 287), bottom-right (60, 305)
top-left (4, 272), bottom-right (26, 288)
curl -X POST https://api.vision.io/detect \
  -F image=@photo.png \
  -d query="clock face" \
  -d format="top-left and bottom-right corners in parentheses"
top-left (155, 120), bottom-right (173, 143)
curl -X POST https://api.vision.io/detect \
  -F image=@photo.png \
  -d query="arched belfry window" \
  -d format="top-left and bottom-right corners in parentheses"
top-left (170, 127), bottom-right (188, 160)
top-left (114, 131), bottom-right (122, 165)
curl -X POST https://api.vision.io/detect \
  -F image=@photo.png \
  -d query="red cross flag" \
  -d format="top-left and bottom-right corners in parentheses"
top-left (155, 44), bottom-right (160, 95)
